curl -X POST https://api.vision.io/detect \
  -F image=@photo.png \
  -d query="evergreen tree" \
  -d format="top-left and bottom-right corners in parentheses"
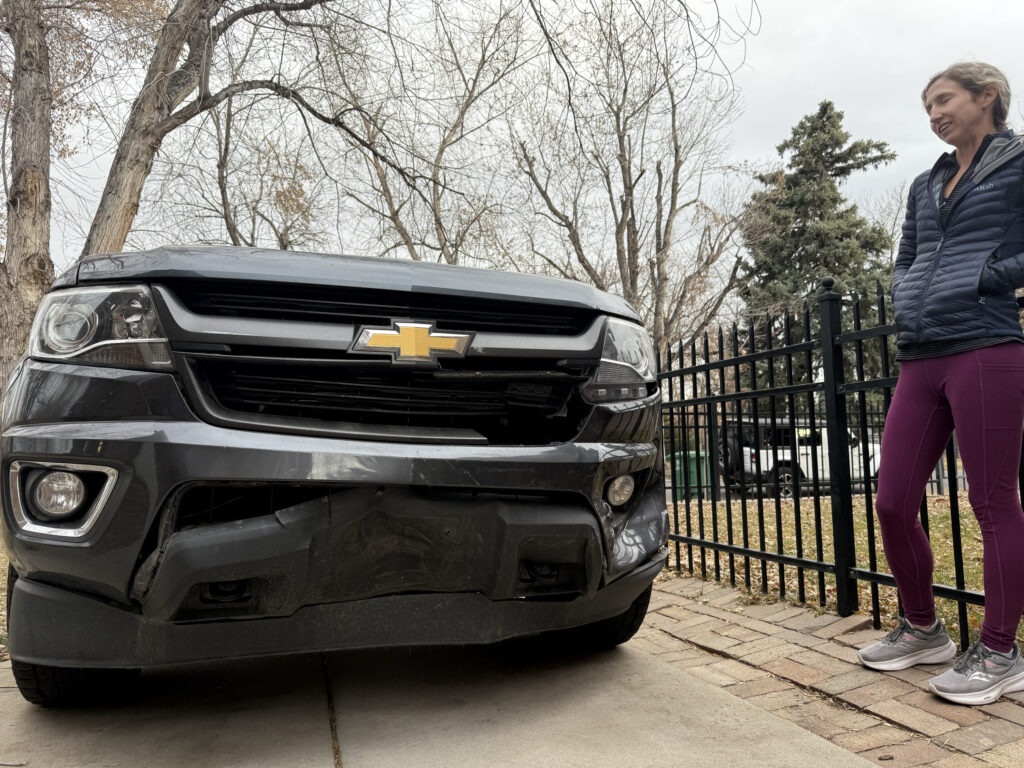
top-left (740, 101), bottom-right (896, 313)
top-left (738, 101), bottom-right (898, 416)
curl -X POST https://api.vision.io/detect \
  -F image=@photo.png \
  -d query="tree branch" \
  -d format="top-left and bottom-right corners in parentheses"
top-left (517, 140), bottom-right (605, 289)
top-left (212, 0), bottom-right (333, 41)
top-left (162, 78), bottom-right (421, 187)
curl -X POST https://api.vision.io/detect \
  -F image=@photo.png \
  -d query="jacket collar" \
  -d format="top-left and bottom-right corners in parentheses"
top-left (973, 130), bottom-right (1024, 182)
top-left (929, 130), bottom-right (1024, 192)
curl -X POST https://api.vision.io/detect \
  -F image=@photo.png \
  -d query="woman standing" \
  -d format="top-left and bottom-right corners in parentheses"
top-left (857, 62), bottom-right (1024, 706)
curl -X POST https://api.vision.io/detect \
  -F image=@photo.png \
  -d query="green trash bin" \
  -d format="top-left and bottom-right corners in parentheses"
top-left (672, 450), bottom-right (710, 500)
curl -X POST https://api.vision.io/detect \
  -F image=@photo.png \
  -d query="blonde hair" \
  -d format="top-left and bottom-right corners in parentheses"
top-left (923, 62), bottom-right (1012, 132)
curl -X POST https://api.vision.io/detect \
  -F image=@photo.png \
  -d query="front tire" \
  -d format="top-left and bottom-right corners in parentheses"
top-left (11, 660), bottom-right (139, 708)
top-left (7, 564), bottom-right (139, 707)
top-left (560, 584), bottom-right (653, 651)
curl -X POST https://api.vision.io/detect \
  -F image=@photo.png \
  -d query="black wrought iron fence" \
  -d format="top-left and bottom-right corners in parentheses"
top-left (660, 279), bottom-right (1019, 650)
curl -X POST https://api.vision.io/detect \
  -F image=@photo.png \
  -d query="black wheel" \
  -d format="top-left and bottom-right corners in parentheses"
top-left (719, 435), bottom-right (742, 475)
top-left (7, 565), bottom-right (139, 708)
top-left (720, 435), bottom-right (752, 496)
top-left (526, 584), bottom-right (654, 654)
top-left (575, 583), bottom-right (653, 650)
top-left (11, 660), bottom-right (139, 708)
top-left (772, 465), bottom-right (804, 500)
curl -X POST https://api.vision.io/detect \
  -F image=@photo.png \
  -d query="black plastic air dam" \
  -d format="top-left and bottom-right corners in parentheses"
top-left (7, 552), bottom-right (666, 669)
top-left (137, 491), bottom-right (608, 622)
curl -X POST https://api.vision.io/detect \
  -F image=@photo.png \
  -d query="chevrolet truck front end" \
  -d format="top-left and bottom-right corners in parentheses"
top-left (2, 247), bottom-right (667, 680)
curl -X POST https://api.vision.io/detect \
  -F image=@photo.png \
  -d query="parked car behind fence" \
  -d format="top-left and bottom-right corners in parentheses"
top-left (719, 417), bottom-right (882, 498)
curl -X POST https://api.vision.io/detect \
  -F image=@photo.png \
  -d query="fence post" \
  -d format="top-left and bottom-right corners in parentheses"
top-left (818, 278), bottom-right (859, 616)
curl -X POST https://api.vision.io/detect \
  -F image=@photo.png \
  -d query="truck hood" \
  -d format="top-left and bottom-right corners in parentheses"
top-left (57, 246), bottom-right (640, 321)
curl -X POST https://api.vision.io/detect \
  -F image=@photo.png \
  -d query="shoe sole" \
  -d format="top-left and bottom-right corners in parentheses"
top-left (929, 668), bottom-right (1024, 706)
top-left (858, 639), bottom-right (957, 671)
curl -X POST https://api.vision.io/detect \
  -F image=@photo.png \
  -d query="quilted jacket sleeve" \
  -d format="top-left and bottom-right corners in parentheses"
top-left (892, 186), bottom-right (917, 296)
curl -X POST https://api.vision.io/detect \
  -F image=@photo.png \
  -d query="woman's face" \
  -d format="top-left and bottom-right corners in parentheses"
top-left (923, 77), bottom-right (996, 147)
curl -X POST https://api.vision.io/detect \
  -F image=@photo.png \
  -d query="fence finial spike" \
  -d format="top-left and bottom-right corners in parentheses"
top-left (821, 277), bottom-right (836, 291)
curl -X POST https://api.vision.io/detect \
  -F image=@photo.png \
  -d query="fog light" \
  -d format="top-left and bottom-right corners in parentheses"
top-left (606, 474), bottom-right (635, 507)
top-left (32, 471), bottom-right (87, 520)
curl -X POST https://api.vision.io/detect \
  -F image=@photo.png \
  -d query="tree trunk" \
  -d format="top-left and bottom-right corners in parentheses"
top-left (82, 123), bottom-right (166, 256)
top-left (80, 0), bottom-right (216, 257)
top-left (0, 0), bottom-right (55, 384)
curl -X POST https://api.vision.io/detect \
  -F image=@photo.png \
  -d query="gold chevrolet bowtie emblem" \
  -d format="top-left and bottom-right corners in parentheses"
top-left (351, 322), bottom-right (473, 362)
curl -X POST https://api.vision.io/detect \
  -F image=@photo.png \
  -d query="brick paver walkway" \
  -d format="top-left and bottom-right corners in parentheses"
top-left (643, 572), bottom-right (1024, 768)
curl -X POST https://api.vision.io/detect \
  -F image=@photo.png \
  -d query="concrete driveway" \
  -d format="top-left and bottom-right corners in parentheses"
top-left (0, 643), bottom-right (874, 768)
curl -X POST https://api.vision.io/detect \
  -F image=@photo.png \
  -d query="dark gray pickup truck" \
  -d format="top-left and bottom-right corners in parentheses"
top-left (1, 246), bottom-right (667, 706)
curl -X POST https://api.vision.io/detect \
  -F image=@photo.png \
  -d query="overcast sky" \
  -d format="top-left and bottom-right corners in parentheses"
top-left (51, 0), bottom-right (1024, 267)
top-left (727, 0), bottom-right (1024, 207)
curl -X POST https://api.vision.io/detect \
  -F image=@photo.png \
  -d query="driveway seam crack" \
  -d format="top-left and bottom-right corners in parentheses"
top-left (321, 652), bottom-right (342, 768)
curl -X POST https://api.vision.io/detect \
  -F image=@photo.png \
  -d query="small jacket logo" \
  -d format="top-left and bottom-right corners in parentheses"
top-left (351, 322), bottom-right (473, 362)
top-left (976, 182), bottom-right (996, 191)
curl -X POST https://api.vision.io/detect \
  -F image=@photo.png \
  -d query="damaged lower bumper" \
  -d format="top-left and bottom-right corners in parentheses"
top-left (9, 551), bottom-right (666, 668)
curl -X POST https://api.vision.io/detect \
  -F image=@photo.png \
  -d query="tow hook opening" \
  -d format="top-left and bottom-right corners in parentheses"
top-left (173, 579), bottom-right (262, 621)
top-left (200, 579), bottom-right (254, 605)
top-left (516, 559), bottom-right (586, 598)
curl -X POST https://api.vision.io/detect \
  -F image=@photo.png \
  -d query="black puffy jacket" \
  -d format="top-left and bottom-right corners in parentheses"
top-left (892, 132), bottom-right (1024, 349)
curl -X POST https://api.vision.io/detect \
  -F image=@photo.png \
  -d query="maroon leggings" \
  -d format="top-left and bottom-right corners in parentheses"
top-left (875, 343), bottom-right (1024, 652)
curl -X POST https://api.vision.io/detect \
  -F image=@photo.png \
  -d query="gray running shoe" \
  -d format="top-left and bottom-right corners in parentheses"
top-left (929, 641), bottom-right (1024, 706)
top-left (857, 617), bottom-right (956, 671)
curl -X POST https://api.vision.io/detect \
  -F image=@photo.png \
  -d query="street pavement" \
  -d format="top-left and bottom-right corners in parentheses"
top-left (0, 640), bottom-right (873, 768)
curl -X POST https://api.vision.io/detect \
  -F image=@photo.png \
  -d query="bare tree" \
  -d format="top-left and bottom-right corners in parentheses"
top-left (80, 0), bottom-right (384, 257)
top-left (0, 0), bottom-right (406, 380)
top-left (1, 0), bottom-right (756, 382)
top-left (863, 181), bottom-right (909, 267)
top-left (0, 0), bottom-right (163, 377)
top-left (336, 1), bottom-right (531, 265)
top-left (129, 1), bottom-right (753, 342)
top-left (1, 0), bottom-right (53, 377)
top-left (136, 99), bottom-right (334, 250)
top-left (511, 1), bottom-right (750, 351)
top-left (134, 25), bottom-right (335, 252)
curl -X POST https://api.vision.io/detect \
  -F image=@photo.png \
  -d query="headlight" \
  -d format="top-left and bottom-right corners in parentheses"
top-left (29, 285), bottom-right (173, 370)
top-left (582, 317), bottom-right (657, 404)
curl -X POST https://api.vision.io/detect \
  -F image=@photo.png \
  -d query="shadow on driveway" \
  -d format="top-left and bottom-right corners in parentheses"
top-left (1, 641), bottom-right (874, 768)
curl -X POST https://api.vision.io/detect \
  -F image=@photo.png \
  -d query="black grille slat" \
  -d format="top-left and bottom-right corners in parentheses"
top-left (166, 280), bottom-right (595, 335)
top-left (228, 384), bottom-right (511, 416)
top-left (220, 371), bottom-right (564, 414)
top-left (227, 375), bottom-right (550, 410)
top-left (191, 358), bottom-right (591, 445)
top-left (231, 397), bottom-right (501, 418)
top-left (229, 375), bottom-right (566, 402)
